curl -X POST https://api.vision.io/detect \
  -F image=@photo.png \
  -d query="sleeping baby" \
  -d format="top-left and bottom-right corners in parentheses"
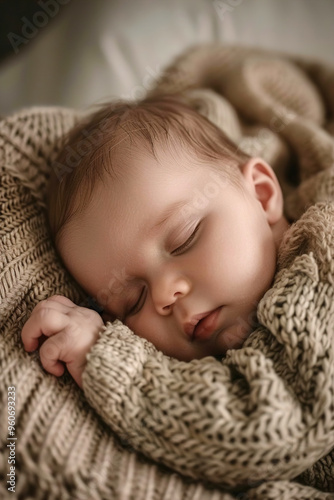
top-left (21, 94), bottom-right (290, 388)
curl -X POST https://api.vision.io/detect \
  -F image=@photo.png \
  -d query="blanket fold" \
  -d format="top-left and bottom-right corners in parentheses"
top-left (1, 44), bottom-right (334, 499)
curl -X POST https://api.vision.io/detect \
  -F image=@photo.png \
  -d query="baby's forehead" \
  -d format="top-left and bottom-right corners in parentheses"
top-left (84, 152), bottom-right (237, 234)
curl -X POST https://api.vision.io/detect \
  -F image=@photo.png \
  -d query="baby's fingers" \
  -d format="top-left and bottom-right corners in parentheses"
top-left (21, 307), bottom-right (69, 352)
top-left (39, 335), bottom-right (67, 377)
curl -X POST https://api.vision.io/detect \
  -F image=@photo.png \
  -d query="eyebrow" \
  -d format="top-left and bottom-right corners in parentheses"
top-left (150, 199), bottom-right (190, 233)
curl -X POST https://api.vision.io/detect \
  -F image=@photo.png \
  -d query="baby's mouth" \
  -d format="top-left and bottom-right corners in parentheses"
top-left (184, 307), bottom-right (223, 341)
top-left (192, 306), bottom-right (223, 341)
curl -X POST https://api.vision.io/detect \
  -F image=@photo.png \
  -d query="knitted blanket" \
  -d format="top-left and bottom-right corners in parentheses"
top-left (1, 45), bottom-right (334, 500)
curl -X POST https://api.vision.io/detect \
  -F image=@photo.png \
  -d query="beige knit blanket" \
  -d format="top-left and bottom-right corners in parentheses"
top-left (1, 45), bottom-right (334, 500)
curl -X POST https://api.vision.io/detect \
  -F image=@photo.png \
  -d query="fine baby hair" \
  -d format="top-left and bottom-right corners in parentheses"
top-left (47, 94), bottom-right (250, 250)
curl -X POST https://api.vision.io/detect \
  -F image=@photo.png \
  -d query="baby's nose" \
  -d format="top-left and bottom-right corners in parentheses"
top-left (153, 277), bottom-right (191, 315)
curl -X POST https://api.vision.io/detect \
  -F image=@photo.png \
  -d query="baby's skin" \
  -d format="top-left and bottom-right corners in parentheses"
top-left (21, 295), bottom-right (104, 388)
top-left (21, 152), bottom-right (289, 387)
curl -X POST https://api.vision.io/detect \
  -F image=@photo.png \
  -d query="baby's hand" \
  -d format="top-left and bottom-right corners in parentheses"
top-left (21, 295), bottom-right (104, 388)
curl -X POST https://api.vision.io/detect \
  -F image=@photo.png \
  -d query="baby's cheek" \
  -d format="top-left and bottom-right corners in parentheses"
top-left (126, 312), bottom-right (170, 354)
top-left (125, 313), bottom-right (149, 339)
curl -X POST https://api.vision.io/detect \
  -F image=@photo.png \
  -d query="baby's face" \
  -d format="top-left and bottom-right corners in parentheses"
top-left (59, 149), bottom-right (283, 361)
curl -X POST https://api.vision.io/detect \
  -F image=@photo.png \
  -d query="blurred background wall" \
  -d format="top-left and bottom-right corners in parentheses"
top-left (0, 0), bottom-right (333, 115)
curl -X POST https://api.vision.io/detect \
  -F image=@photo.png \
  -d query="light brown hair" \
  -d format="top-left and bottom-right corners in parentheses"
top-left (47, 94), bottom-right (249, 248)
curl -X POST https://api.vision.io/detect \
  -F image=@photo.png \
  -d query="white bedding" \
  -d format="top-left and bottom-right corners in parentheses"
top-left (0, 0), bottom-right (333, 115)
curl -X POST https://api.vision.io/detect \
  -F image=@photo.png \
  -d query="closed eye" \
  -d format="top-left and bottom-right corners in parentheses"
top-left (171, 222), bottom-right (201, 256)
top-left (125, 286), bottom-right (147, 319)
top-left (125, 222), bottom-right (201, 320)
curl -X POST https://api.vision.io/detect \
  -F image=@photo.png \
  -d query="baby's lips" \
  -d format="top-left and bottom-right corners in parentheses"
top-left (183, 320), bottom-right (198, 338)
top-left (183, 309), bottom-right (217, 338)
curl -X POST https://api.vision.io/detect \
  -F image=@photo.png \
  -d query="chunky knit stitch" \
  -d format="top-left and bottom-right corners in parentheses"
top-left (1, 45), bottom-right (334, 499)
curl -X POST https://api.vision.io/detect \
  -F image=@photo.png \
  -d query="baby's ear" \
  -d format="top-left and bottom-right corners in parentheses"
top-left (240, 157), bottom-right (284, 225)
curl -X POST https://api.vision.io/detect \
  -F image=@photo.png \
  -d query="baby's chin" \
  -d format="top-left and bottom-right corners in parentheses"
top-left (212, 317), bottom-right (259, 357)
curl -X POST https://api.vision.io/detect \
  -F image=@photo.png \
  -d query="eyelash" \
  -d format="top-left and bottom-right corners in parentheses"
top-left (171, 221), bottom-right (201, 256)
top-left (126, 287), bottom-right (147, 317)
top-left (125, 222), bottom-right (201, 318)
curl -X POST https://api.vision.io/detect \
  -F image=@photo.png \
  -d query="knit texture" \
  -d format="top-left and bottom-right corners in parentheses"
top-left (1, 45), bottom-right (334, 499)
